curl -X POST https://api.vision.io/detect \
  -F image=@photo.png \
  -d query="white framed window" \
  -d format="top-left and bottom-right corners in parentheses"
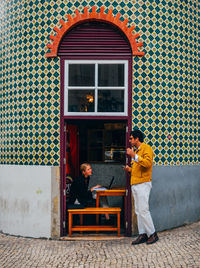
top-left (64, 60), bottom-right (128, 116)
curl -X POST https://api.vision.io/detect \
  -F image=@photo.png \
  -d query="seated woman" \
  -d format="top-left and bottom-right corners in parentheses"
top-left (68, 163), bottom-right (110, 220)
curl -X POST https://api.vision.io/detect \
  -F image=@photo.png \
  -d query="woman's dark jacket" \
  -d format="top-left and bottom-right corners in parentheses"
top-left (68, 174), bottom-right (94, 207)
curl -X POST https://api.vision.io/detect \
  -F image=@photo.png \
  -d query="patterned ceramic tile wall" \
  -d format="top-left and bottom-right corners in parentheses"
top-left (0, 0), bottom-right (199, 165)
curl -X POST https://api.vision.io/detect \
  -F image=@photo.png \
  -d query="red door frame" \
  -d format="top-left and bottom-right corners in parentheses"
top-left (60, 56), bottom-right (132, 236)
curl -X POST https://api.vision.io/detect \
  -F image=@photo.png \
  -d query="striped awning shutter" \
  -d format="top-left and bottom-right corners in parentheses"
top-left (58, 21), bottom-right (132, 57)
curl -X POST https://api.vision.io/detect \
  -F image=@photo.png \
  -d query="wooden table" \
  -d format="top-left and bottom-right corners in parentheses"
top-left (96, 188), bottom-right (126, 208)
top-left (95, 188), bottom-right (126, 227)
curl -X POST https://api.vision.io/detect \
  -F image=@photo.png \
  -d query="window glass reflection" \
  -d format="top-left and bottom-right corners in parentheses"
top-left (68, 90), bottom-right (94, 112)
top-left (98, 64), bottom-right (124, 86)
top-left (69, 64), bottom-right (95, 86)
top-left (98, 90), bottom-right (124, 112)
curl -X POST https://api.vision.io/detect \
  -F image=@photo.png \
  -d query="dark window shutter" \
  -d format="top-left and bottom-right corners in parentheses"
top-left (58, 21), bottom-right (131, 57)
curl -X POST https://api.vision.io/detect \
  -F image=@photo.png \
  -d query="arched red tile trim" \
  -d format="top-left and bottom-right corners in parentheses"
top-left (46, 6), bottom-right (145, 57)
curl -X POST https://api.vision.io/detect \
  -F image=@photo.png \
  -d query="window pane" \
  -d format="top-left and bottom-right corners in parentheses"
top-left (98, 90), bottom-right (124, 112)
top-left (69, 64), bottom-right (95, 86)
top-left (98, 64), bottom-right (124, 86)
top-left (68, 90), bottom-right (94, 112)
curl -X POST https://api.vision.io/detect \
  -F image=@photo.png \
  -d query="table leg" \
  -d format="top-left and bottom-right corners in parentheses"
top-left (96, 194), bottom-right (100, 207)
top-left (96, 194), bottom-right (100, 228)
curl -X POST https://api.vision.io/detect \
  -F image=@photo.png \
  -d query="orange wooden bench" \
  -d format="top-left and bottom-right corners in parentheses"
top-left (68, 207), bottom-right (121, 237)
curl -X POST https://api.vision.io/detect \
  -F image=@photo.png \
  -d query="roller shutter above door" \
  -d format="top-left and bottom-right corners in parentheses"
top-left (58, 21), bottom-right (131, 57)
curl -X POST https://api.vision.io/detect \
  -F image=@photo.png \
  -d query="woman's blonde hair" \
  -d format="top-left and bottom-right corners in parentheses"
top-left (80, 163), bottom-right (91, 172)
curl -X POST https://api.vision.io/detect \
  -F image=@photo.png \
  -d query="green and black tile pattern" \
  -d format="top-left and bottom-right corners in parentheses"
top-left (0, 0), bottom-right (199, 166)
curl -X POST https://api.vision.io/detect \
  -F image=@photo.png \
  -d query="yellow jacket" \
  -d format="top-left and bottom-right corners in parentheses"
top-left (130, 143), bottom-right (153, 185)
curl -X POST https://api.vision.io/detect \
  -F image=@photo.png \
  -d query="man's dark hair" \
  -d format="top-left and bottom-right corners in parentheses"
top-left (130, 129), bottom-right (144, 142)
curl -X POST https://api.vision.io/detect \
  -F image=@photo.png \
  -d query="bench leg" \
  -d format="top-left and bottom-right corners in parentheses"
top-left (95, 214), bottom-right (100, 234)
top-left (80, 215), bottom-right (83, 234)
top-left (68, 212), bottom-right (72, 237)
top-left (117, 212), bottom-right (120, 237)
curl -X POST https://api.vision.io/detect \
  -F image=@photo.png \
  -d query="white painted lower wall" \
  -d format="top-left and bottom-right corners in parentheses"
top-left (0, 165), bottom-right (59, 238)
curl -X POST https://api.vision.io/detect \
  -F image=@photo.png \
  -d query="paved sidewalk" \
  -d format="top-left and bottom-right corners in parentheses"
top-left (0, 221), bottom-right (199, 268)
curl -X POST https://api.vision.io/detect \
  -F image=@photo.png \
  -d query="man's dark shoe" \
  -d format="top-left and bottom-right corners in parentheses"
top-left (131, 234), bottom-right (148, 245)
top-left (146, 232), bottom-right (159, 244)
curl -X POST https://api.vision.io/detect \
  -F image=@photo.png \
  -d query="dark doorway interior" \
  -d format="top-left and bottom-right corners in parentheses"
top-left (65, 119), bottom-right (127, 233)
top-left (79, 120), bottom-right (126, 165)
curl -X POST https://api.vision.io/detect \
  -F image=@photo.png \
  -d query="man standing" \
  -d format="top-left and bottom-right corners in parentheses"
top-left (124, 129), bottom-right (159, 245)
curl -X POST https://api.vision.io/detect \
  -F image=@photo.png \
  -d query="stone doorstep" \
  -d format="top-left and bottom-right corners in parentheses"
top-left (60, 234), bottom-right (126, 241)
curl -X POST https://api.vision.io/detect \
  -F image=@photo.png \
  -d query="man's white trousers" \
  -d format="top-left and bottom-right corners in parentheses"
top-left (131, 182), bottom-right (155, 237)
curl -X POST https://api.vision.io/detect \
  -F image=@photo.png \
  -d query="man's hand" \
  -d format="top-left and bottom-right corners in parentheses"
top-left (126, 148), bottom-right (135, 159)
top-left (123, 165), bottom-right (131, 173)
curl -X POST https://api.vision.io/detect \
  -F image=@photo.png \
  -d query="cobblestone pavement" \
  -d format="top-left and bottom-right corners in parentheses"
top-left (0, 221), bottom-right (199, 268)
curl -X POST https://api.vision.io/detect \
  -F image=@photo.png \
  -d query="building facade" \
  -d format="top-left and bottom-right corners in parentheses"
top-left (0, 0), bottom-right (199, 238)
